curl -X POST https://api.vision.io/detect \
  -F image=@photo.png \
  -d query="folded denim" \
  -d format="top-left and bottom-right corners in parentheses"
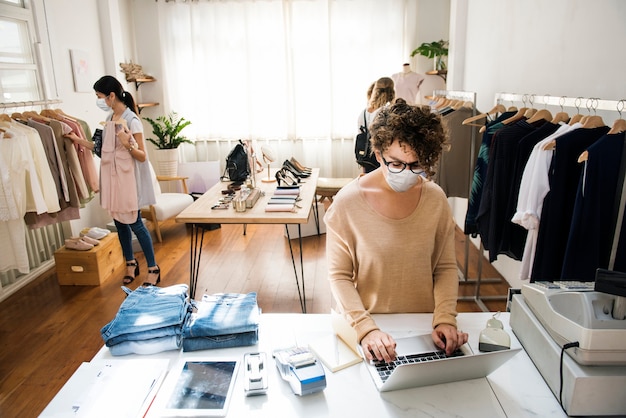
top-left (182, 330), bottom-right (258, 352)
top-left (109, 334), bottom-right (182, 356)
top-left (183, 292), bottom-right (260, 338)
top-left (105, 323), bottom-right (183, 347)
top-left (101, 284), bottom-right (191, 345)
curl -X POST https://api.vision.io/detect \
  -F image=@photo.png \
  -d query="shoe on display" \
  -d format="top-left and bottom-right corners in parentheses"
top-left (65, 238), bottom-right (94, 251)
top-left (80, 227), bottom-right (111, 240)
top-left (79, 235), bottom-right (100, 246)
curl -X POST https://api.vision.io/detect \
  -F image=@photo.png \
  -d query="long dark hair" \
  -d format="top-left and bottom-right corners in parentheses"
top-left (93, 75), bottom-right (138, 114)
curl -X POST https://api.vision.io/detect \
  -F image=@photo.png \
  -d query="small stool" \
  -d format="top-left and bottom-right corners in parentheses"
top-left (316, 177), bottom-right (353, 203)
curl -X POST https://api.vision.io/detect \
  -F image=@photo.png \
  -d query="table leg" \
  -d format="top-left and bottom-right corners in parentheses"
top-left (313, 200), bottom-right (320, 235)
top-left (189, 223), bottom-right (206, 300)
top-left (284, 224), bottom-right (306, 313)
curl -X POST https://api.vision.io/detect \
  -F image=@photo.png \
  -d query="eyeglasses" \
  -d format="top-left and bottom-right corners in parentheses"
top-left (381, 155), bottom-right (425, 175)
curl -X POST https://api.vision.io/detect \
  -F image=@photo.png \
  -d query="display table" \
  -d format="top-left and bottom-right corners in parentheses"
top-left (176, 169), bottom-right (320, 310)
top-left (42, 312), bottom-right (567, 417)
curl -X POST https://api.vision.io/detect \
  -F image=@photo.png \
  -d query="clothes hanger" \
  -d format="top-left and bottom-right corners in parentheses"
top-left (22, 110), bottom-right (52, 123)
top-left (526, 108), bottom-right (552, 124)
top-left (580, 98), bottom-right (605, 129)
top-left (578, 101), bottom-right (625, 163)
top-left (54, 108), bottom-right (77, 121)
top-left (462, 102), bottom-right (506, 127)
top-left (550, 97), bottom-right (570, 124)
top-left (10, 112), bottom-right (27, 122)
top-left (608, 100), bottom-right (626, 134)
top-left (40, 109), bottom-right (65, 121)
top-left (568, 97), bottom-right (585, 125)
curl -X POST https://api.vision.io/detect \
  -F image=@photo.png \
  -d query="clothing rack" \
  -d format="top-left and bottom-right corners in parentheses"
top-left (493, 92), bottom-right (626, 307)
top-left (0, 97), bottom-right (66, 303)
top-left (0, 98), bottom-right (62, 109)
top-left (433, 90), bottom-right (503, 312)
top-left (495, 93), bottom-right (623, 113)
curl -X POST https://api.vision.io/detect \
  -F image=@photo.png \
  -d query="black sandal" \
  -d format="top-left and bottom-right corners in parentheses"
top-left (142, 266), bottom-right (161, 287)
top-left (123, 260), bottom-right (139, 285)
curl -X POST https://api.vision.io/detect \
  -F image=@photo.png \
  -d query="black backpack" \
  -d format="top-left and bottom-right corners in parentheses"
top-left (355, 110), bottom-right (380, 173)
top-left (221, 140), bottom-right (250, 182)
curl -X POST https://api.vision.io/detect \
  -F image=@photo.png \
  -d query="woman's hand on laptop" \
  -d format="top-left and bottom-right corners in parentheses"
top-left (361, 330), bottom-right (397, 363)
top-left (432, 325), bottom-right (469, 356)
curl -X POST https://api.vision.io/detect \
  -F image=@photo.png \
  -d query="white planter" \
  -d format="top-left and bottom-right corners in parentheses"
top-left (155, 148), bottom-right (180, 176)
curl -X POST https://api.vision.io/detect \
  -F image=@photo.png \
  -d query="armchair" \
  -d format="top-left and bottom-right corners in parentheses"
top-left (141, 162), bottom-right (194, 243)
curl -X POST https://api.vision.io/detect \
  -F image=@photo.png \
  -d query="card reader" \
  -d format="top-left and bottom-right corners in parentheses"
top-left (273, 347), bottom-right (326, 396)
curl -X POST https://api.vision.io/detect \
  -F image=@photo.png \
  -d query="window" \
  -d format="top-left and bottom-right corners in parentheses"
top-left (0, 1), bottom-right (42, 104)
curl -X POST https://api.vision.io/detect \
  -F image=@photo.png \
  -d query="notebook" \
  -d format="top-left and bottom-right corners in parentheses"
top-left (363, 334), bottom-right (521, 392)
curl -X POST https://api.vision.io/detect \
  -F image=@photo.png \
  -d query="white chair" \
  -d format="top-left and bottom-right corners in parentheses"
top-left (141, 162), bottom-right (194, 243)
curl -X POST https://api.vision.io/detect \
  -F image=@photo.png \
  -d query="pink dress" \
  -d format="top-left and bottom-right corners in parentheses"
top-left (99, 121), bottom-right (139, 224)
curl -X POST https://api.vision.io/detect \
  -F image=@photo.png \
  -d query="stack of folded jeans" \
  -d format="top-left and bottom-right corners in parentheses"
top-left (100, 284), bottom-right (192, 356)
top-left (182, 292), bottom-right (260, 352)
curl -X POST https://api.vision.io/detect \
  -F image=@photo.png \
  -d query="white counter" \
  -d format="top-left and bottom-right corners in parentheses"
top-left (43, 312), bottom-right (567, 418)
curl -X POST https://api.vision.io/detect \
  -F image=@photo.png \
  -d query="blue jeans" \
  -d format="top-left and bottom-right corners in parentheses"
top-left (183, 292), bottom-right (260, 337)
top-left (101, 284), bottom-right (191, 345)
top-left (183, 330), bottom-right (258, 352)
top-left (106, 324), bottom-right (182, 347)
top-left (114, 211), bottom-right (156, 266)
top-left (182, 292), bottom-right (260, 352)
top-left (110, 335), bottom-right (182, 356)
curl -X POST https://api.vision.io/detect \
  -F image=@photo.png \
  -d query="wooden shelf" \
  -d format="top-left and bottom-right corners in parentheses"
top-left (426, 69), bottom-right (447, 81)
top-left (134, 77), bottom-right (159, 113)
top-left (137, 102), bottom-right (159, 114)
top-left (134, 77), bottom-right (156, 89)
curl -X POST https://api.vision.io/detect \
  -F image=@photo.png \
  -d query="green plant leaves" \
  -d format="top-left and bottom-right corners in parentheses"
top-left (410, 39), bottom-right (449, 59)
top-left (143, 112), bottom-right (193, 149)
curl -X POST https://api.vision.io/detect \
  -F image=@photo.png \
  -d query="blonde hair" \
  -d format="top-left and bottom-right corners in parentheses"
top-left (368, 77), bottom-right (395, 110)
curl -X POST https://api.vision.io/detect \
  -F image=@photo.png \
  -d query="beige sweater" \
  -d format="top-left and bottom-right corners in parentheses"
top-left (324, 177), bottom-right (458, 342)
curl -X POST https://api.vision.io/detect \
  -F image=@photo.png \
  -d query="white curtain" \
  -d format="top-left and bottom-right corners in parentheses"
top-left (157, 0), bottom-right (416, 175)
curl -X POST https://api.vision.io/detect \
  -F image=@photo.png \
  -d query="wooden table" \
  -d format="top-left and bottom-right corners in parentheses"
top-left (176, 168), bottom-right (320, 311)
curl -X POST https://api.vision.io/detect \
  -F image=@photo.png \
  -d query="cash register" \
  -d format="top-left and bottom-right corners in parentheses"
top-left (510, 269), bottom-right (626, 416)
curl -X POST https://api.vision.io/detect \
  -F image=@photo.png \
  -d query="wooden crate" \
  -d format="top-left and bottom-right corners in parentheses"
top-left (54, 233), bottom-right (124, 285)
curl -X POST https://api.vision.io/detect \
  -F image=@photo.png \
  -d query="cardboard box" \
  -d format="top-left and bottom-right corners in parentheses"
top-left (54, 233), bottom-right (124, 285)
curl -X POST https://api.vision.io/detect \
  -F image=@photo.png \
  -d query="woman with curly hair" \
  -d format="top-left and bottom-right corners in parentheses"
top-left (326, 99), bottom-right (467, 364)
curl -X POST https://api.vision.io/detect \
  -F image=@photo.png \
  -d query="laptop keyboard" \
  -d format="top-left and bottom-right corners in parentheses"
top-left (374, 349), bottom-right (465, 382)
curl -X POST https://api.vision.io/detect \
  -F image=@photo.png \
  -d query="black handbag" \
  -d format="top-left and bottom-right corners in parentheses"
top-left (355, 110), bottom-right (379, 173)
top-left (92, 128), bottom-right (103, 158)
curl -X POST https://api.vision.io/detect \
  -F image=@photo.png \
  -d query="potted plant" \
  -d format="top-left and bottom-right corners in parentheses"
top-left (144, 112), bottom-right (193, 176)
top-left (410, 39), bottom-right (449, 73)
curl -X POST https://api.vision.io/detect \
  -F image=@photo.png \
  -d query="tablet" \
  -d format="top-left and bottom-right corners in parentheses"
top-left (158, 358), bottom-right (240, 417)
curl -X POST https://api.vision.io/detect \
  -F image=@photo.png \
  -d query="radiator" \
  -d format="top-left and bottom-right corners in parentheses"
top-left (0, 222), bottom-right (65, 302)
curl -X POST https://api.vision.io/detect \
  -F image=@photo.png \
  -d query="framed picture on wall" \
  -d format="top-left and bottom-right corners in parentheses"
top-left (70, 49), bottom-right (92, 93)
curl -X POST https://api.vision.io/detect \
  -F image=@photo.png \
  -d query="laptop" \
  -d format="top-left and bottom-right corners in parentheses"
top-left (330, 312), bottom-right (521, 392)
top-left (362, 334), bottom-right (521, 392)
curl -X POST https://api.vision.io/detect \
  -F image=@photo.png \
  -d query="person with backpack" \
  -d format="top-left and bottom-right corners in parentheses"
top-left (355, 77), bottom-right (395, 173)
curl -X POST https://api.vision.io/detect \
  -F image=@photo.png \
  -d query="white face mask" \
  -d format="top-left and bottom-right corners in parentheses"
top-left (96, 97), bottom-right (111, 112)
top-left (385, 169), bottom-right (424, 192)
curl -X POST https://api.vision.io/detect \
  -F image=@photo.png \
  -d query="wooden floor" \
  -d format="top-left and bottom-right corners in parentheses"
top-left (0, 216), bottom-right (510, 418)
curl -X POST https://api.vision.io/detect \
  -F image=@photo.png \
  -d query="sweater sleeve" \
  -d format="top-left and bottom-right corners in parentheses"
top-left (324, 190), bottom-right (380, 342)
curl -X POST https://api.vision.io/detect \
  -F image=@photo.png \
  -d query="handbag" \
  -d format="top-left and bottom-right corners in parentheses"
top-left (92, 128), bottom-right (103, 158)
top-left (355, 110), bottom-right (379, 173)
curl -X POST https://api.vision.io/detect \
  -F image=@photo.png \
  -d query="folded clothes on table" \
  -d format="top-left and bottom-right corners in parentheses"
top-left (182, 292), bottom-right (260, 352)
